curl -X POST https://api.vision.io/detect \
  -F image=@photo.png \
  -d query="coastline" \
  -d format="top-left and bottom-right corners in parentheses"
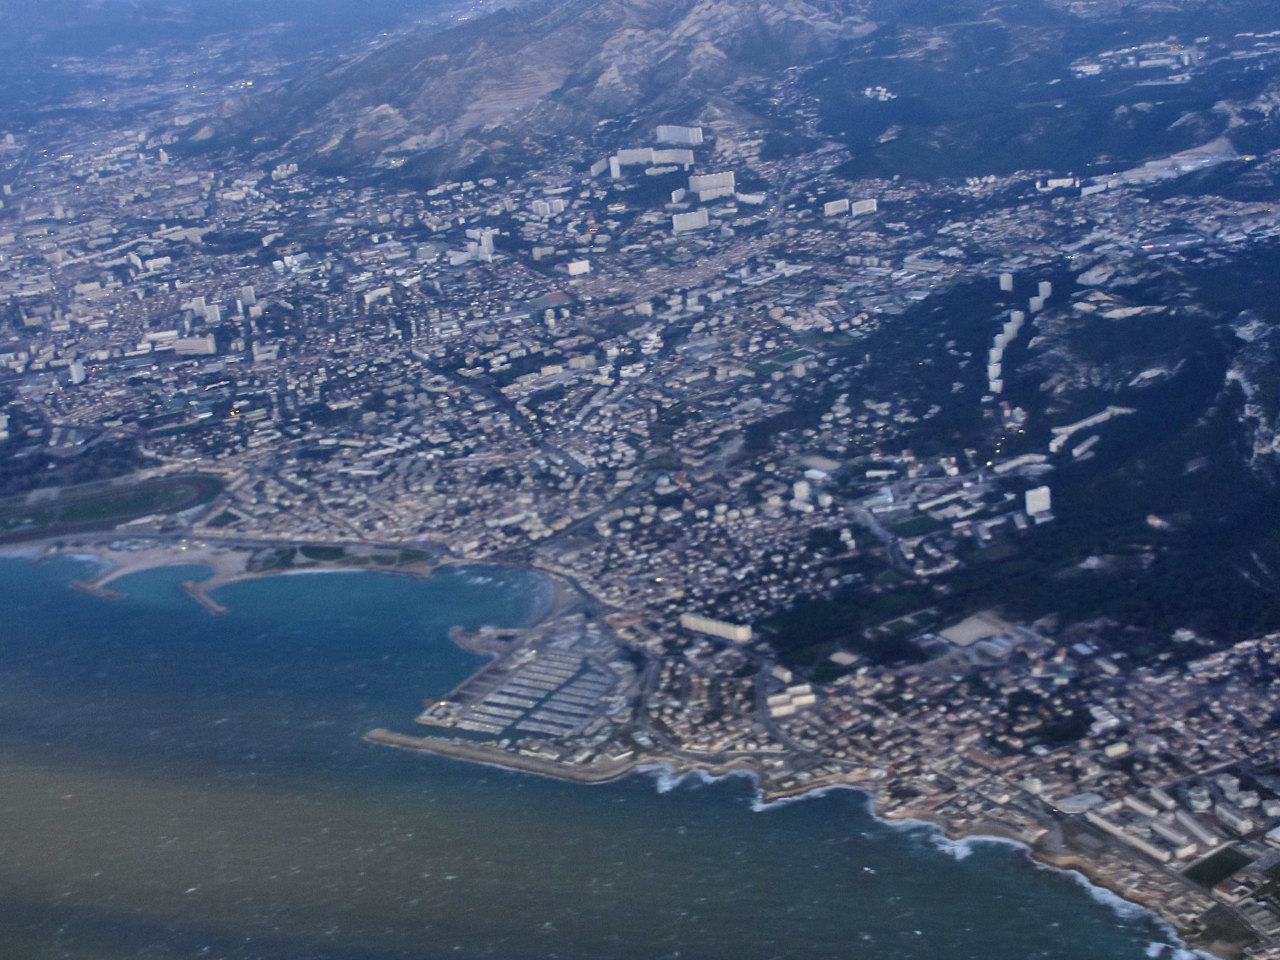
top-left (0, 539), bottom-right (256, 595)
top-left (649, 762), bottom-right (1213, 958)
top-left (0, 536), bottom-right (1219, 958)
top-left (2, 537), bottom-right (564, 630)
top-left (359, 729), bottom-right (1213, 958)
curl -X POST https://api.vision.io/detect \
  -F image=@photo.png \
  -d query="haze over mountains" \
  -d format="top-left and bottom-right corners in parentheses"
top-left (196, 0), bottom-right (874, 177)
top-left (176, 0), bottom-right (1280, 185)
top-left (1, 0), bottom-right (440, 53)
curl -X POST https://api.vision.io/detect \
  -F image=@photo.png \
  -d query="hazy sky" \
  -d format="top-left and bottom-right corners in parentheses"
top-left (0, 0), bottom-right (452, 57)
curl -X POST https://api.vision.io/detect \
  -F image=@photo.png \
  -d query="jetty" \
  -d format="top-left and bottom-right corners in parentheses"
top-left (365, 729), bottom-right (638, 784)
top-left (70, 579), bottom-right (122, 600)
top-left (181, 579), bottom-right (227, 615)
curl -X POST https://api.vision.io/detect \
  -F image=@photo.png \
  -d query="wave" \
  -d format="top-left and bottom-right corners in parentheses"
top-left (1051, 867), bottom-right (1214, 958)
top-left (927, 831), bottom-right (1029, 862)
top-left (1055, 866), bottom-right (1149, 920)
top-left (39, 550), bottom-right (112, 573)
top-left (278, 567), bottom-right (363, 576)
top-left (635, 763), bottom-right (758, 795)
top-left (1142, 943), bottom-right (1209, 960)
top-left (636, 764), bottom-right (882, 814)
top-left (0, 545), bottom-right (45, 560)
top-left (639, 761), bottom-right (1209, 958)
top-left (1006, 837), bottom-right (1214, 959)
top-left (751, 781), bottom-right (871, 813)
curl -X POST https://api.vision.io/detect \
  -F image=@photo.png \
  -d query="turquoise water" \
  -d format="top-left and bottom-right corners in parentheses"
top-left (0, 554), bottom-right (1194, 960)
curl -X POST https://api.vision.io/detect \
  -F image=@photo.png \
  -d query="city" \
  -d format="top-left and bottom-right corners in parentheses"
top-left (4, 7), bottom-right (1280, 959)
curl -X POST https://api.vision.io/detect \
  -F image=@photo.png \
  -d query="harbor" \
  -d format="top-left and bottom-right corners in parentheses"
top-left (388, 610), bottom-right (643, 762)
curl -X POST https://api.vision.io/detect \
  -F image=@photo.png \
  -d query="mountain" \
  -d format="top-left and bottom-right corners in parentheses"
top-left (201, 0), bottom-right (875, 178)
top-left (190, 0), bottom-right (1280, 184)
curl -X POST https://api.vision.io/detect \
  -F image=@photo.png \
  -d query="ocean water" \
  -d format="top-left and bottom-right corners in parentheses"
top-left (0, 554), bottom-right (1194, 960)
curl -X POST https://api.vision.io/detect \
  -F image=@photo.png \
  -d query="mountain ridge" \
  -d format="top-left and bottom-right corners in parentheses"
top-left (185, 0), bottom-right (1280, 186)
top-left (197, 0), bottom-right (878, 177)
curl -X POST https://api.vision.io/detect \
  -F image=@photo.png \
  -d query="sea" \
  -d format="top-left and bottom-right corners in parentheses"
top-left (0, 553), bottom-right (1201, 960)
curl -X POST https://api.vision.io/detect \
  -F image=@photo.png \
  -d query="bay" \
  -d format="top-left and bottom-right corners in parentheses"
top-left (0, 554), bottom-right (1192, 960)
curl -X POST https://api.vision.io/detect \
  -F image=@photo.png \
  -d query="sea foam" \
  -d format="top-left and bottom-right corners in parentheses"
top-left (636, 762), bottom-right (756, 795)
top-left (642, 762), bottom-right (1207, 959)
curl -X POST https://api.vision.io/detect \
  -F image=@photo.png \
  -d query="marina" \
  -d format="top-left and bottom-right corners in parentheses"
top-left (411, 612), bottom-right (639, 749)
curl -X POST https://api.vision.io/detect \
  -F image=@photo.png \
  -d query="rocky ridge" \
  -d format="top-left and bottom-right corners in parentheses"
top-left (219, 0), bottom-right (874, 176)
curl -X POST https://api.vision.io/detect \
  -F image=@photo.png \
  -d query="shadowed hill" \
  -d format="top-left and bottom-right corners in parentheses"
top-left (194, 0), bottom-right (876, 178)
top-left (188, 0), bottom-right (1280, 184)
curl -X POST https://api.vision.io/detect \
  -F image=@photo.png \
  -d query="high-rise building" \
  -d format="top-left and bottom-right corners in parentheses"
top-left (617, 147), bottom-right (654, 166)
top-left (174, 335), bottom-right (217, 356)
top-left (679, 613), bottom-right (751, 642)
top-left (656, 125), bottom-right (704, 146)
top-left (672, 209), bottom-right (709, 233)
top-left (652, 148), bottom-right (694, 166)
top-left (689, 171), bottom-right (735, 194)
top-left (1025, 486), bottom-right (1052, 522)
